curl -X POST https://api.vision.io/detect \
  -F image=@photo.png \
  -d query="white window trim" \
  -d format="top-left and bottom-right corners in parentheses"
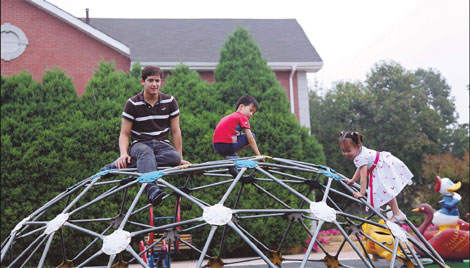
top-left (1, 23), bottom-right (29, 61)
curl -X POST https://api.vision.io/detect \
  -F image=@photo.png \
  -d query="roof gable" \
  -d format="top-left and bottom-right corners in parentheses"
top-left (87, 19), bottom-right (323, 71)
top-left (26, 0), bottom-right (130, 56)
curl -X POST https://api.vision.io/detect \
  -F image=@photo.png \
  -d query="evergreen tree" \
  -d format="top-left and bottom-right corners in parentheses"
top-left (1, 69), bottom-right (82, 262)
top-left (209, 27), bottom-right (325, 255)
top-left (214, 27), bottom-right (324, 163)
top-left (0, 63), bottom-right (146, 264)
top-left (163, 64), bottom-right (221, 163)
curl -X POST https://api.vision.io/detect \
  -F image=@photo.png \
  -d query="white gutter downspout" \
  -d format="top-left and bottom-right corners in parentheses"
top-left (289, 65), bottom-right (297, 114)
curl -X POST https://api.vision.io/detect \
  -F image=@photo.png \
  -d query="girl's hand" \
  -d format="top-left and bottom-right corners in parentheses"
top-left (353, 192), bottom-right (364, 199)
top-left (346, 179), bottom-right (355, 185)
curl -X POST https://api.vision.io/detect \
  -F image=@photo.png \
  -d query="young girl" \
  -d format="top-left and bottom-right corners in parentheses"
top-left (339, 131), bottom-right (413, 222)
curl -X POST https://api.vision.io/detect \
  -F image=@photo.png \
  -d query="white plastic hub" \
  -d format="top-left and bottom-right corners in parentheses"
top-left (386, 220), bottom-right (408, 243)
top-left (203, 204), bottom-right (232, 225)
top-left (44, 213), bottom-right (69, 235)
top-left (12, 216), bottom-right (30, 234)
top-left (309, 201), bottom-right (336, 222)
top-left (102, 229), bottom-right (131, 255)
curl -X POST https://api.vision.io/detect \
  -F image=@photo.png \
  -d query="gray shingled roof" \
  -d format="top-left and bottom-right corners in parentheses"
top-left (86, 19), bottom-right (322, 67)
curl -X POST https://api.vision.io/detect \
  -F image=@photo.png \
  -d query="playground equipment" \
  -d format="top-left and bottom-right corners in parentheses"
top-left (140, 205), bottom-right (193, 268)
top-left (1, 157), bottom-right (448, 267)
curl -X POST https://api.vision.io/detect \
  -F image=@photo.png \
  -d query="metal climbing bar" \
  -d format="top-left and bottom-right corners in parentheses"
top-left (1, 157), bottom-right (447, 267)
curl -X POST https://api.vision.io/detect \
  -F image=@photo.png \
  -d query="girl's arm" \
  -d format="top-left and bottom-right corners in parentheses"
top-left (347, 167), bottom-right (361, 185)
top-left (355, 165), bottom-right (368, 198)
top-left (347, 165), bottom-right (368, 198)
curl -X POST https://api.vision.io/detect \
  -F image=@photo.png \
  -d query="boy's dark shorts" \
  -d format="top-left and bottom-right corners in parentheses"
top-left (213, 132), bottom-right (254, 157)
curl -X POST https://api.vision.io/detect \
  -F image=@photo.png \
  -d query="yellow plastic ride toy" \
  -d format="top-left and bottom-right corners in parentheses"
top-left (361, 220), bottom-right (414, 267)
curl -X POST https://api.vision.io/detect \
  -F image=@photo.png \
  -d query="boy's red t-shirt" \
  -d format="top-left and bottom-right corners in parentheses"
top-left (213, 112), bottom-right (250, 143)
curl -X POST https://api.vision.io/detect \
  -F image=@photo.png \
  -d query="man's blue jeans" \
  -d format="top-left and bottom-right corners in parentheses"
top-left (130, 140), bottom-right (181, 173)
top-left (102, 140), bottom-right (181, 172)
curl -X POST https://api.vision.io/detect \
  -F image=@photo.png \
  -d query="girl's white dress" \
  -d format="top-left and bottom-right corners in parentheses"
top-left (353, 146), bottom-right (413, 209)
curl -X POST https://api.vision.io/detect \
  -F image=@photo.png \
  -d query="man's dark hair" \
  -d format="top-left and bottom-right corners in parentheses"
top-left (141, 66), bottom-right (164, 81)
top-left (236, 96), bottom-right (258, 110)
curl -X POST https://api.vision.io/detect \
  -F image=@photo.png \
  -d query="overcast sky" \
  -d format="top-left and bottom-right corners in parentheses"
top-left (47, 0), bottom-right (469, 124)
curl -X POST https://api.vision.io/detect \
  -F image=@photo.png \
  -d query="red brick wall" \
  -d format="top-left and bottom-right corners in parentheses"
top-left (1, 0), bottom-right (130, 96)
top-left (199, 71), bottom-right (215, 83)
top-left (275, 71), bottom-right (299, 120)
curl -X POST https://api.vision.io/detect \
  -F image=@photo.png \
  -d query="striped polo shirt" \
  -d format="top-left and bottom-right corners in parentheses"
top-left (122, 91), bottom-right (179, 144)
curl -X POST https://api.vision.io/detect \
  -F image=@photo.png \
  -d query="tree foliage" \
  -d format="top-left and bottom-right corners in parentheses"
top-left (421, 153), bottom-right (469, 215)
top-left (162, 64), bottom-right (222, 164)
top-left (214, 27), bottom-right (324, 163)
top-left (1, 64), bottom-right (144, 264)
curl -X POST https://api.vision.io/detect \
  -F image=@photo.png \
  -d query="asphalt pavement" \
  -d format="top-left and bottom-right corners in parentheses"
top-left (129, 251), bottom-right (408, 267)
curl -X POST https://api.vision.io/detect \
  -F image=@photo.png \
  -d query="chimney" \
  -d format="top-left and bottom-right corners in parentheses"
top-left (85, 8), bottom-right (90, 24)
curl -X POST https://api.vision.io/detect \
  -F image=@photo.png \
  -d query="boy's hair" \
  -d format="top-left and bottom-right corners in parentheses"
top-left (142, 66), bottom-right (164, 81)
top-left (339, 131), bottom-right (363, 146)
top-left (236, 96), bottom-right (258, 110)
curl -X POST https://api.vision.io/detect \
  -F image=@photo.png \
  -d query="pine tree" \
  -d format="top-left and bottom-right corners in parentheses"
top-left (209, 27), bottom-right (325, 255)
top-left (214, 27), bottom-right (324, 163)
top-left (163, 64), bottom-right (222, 163)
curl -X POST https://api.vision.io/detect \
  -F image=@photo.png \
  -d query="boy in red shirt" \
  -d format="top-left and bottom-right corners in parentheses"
top-left (213, 96), bottom-right (261, 159)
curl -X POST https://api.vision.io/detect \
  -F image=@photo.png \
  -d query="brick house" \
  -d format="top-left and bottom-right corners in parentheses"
top-left (1, 0), bottom-right (323, 128)
top-left (1, 0), bottom-right (130, 96)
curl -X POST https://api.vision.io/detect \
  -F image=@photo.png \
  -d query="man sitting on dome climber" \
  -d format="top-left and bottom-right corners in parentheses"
top-left (101, 65), bottom-right (190, 206)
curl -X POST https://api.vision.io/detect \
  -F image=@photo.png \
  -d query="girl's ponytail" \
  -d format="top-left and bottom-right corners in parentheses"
top-left (339, 131), bottom-right (363, 146)
top-left (353, 132), bottom-right (363, 144)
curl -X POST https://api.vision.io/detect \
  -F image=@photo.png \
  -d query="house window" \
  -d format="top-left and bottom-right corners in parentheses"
top-left (1, 23), bottom-right (29, 61)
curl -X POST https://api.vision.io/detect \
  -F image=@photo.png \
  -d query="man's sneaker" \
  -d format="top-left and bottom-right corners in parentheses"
top-left (228, 165), bottom-right (239, 177)
top-left (100, 163), bottom-right (114, 171)
top-left (100, 158), bottom-right (137, 171)
top-left (146, 184), bottom-right (166, 206)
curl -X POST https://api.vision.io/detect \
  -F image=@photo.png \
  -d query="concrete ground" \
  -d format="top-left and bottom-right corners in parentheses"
top-left (128, 251), bottom-right (407, 267)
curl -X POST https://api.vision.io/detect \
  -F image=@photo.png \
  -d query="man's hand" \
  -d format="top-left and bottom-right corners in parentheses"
top-left (116, 154), bottom-right (132, 169)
